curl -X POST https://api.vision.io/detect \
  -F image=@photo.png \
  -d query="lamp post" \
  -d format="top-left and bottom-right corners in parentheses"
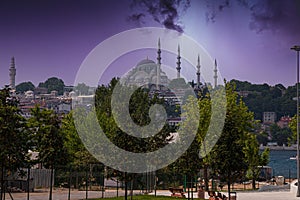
top-left (291, 45), bottom-right (300, 197)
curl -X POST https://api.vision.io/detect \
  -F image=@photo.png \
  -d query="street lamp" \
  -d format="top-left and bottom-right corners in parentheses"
top-left (291, 45), bottom-right (300, 197)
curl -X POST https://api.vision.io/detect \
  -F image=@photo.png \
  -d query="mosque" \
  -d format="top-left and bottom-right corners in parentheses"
top-left (122, 39), bottom-right (219, 90)
top-left (120, 39), bottom-right (220, 126)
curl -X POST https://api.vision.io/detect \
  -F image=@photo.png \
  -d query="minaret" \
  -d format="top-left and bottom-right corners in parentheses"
top-left (196, 54), bottom-right (201, 87)
top-left (156, 38), bottom-right (161, 90)
top-left (176, 44), bottom-right (181, 78)
top-left (9, 57), bottom-right (16, 89)
top-left (214, 59), bottom-right (218, 88)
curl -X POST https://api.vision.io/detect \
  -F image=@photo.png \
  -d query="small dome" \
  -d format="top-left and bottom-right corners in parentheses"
top-left (25, 90), bottom-right (34, 95)
top-left (137, 59), bottom-right (156, 66)
top-left (69, 91), bottom-right (76, 97)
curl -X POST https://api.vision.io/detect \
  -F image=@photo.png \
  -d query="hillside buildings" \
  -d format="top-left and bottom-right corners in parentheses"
top-left (277, 115), bottom-right (292, 129)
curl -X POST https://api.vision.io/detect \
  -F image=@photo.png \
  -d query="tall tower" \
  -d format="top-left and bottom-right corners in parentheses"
top-left (196, 54), bottom-right (201, 87)
top-left (156, 38), bottom-right (161, 90)
top-left (214, 59), bottom-right (218, 88)
top-left (9, 57), bottom-right (16, 89)
top-left (176, 44), bottom-right (181, 78)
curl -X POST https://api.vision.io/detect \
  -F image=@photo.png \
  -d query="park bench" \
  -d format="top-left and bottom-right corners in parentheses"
top-left (169, 187), bottom-right (186, 198)
top-left (208, 191), bottom-right (237, 200)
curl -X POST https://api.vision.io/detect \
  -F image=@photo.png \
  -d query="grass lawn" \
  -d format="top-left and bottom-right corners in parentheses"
top-left (89, 195), bottom-right (205, 200)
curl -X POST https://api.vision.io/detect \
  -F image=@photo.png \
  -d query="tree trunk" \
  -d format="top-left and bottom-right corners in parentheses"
top-left (203, 166), bottom-right (209, 191)
top-left (68, 168), bottom-right (71, 200)
top-left (27, 167), bottom-right (31, 200)
top-left (252, 169), bottom-right (256, 190)
top-left (0, 164), bottom-right (4, 200)
top-left (124, 172), bottom-right (128, 200)
top-left (130, 178), bottom-right (133, 200)
top-left (252, 178), bottom-right (256, 190)
top-left (75, 172), bottom-right (78, 189)
top-left (227, 180), bottom-right (231, 200)
top-left (49, 167), bottom-right (54, 200)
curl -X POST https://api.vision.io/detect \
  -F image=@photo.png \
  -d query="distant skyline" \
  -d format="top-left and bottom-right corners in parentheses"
top-left (1, 0), bottom-right (300, 87)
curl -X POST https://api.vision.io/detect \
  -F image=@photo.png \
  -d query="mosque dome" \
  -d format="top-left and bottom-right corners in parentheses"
top-left (25, 90), bottom-right (34, 98)
top-left (25, 90), bottom-right (34, 95)
top-left (123, 57), bottom-right (170, 88)
top-left (136, 59), bottom-right (156, 66)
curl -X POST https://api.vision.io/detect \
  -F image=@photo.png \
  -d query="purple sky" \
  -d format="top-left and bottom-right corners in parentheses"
top-left (1, 0), bottom-right (300, 87)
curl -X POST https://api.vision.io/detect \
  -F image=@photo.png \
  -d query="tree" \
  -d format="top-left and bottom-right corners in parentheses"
top-left (195, 92), bottom-right (214, 190)
top-left (62, 111), bottom-right (97, 166)
top-left (174, 84), bottom-right (226, 191)
top-left (29, 106), bottom-right (68, 200)
top-left (289, 115), bottom-right (298, 144)
top-left (171, 139), bottom-right (202, 194)
top-left (94, 79), bottom-right (172, 154)
top-left (178, 92), bottom-right (212, 190)
top-left (256, 131), bottom-right (269, 146)
top-left (270, 124), bottom-right (293, 146)
top-left (61, 111), bottom-right (104, 191)
top-left (74, 83), bottom-right (90, 95)
top-left (38, 77), bottom-right (65, 95)
top-left (0, 87), bottom-right (30, 200)
top-left (92, 78), bottom-right (173, 200)
top-left (16, 81), bottom-right (35, 93)
top-left (243, 133), bottom-right (269, 189)
top-left (209, 82), bottom-right (253, 199)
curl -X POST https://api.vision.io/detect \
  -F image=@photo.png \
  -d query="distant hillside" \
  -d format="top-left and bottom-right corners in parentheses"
top-left (230, 79), bottom-right (296, 121)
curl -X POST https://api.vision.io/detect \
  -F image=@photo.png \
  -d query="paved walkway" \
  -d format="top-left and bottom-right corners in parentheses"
top-left (234, 191), bottom-right (299, 200)
top-left (4, 189), bottom-right (127, 200)
top-left (152, 190), bottom-right (300, 200)
top-left (3, 189), bottom-right (300, 200)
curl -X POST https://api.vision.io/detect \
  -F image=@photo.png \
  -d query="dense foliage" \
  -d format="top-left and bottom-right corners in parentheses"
top-left (38, 77), bottom-right (65, 95)
top-left (0, 87), bottom-right (31, 199)
top-left (16, 81), bottom-right (35, 93)
top-left (0, 78), bottom-right (271, 199)
top-left (230, 79), bottom-right (296, 120)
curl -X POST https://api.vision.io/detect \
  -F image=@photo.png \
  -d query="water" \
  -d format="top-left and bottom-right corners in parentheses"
top-left (267, 150), bottom-right (297, 178)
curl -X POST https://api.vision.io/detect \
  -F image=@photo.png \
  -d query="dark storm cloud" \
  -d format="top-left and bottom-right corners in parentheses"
top-left (129, 0), bottom-right (191, 33)
top-left (206, 0), bottom-right (300, 35)
top-left (127, 13), bottom-right (146, 26)
top-left (246, 0), bottom-right (300, 34)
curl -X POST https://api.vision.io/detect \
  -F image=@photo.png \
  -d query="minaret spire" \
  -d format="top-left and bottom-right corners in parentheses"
top-left (196, 54), bottom-right (201, 87)
top-left (176, 44), bottom-right (181, 78)
top-left (156, 38), bottom-right (161, 90)
top-left (9, 57), bottom-right (16, 89)
top-left (214, 59), bottom-right (218, 88)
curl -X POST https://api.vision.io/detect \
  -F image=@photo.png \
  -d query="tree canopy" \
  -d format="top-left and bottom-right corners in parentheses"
top-left (230, 79), bottom-right (296, 121)
top-left (29, 106), bottom-right (69, 168)
top-left (209, 82), bottom-right (255, 197)
top-left (38, 77), bottom-right (65, 95)
top-left (0, 87), bottom-right (31, 199)
top-left (16, 81), bottom-right (35, 93)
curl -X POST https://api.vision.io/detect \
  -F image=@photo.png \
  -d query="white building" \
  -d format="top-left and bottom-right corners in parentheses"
top-left (263, 112), bottom-right (276, 124)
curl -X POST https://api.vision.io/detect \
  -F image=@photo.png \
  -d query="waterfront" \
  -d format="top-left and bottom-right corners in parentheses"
top-left (268, 150), bottom-right (297, 178)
